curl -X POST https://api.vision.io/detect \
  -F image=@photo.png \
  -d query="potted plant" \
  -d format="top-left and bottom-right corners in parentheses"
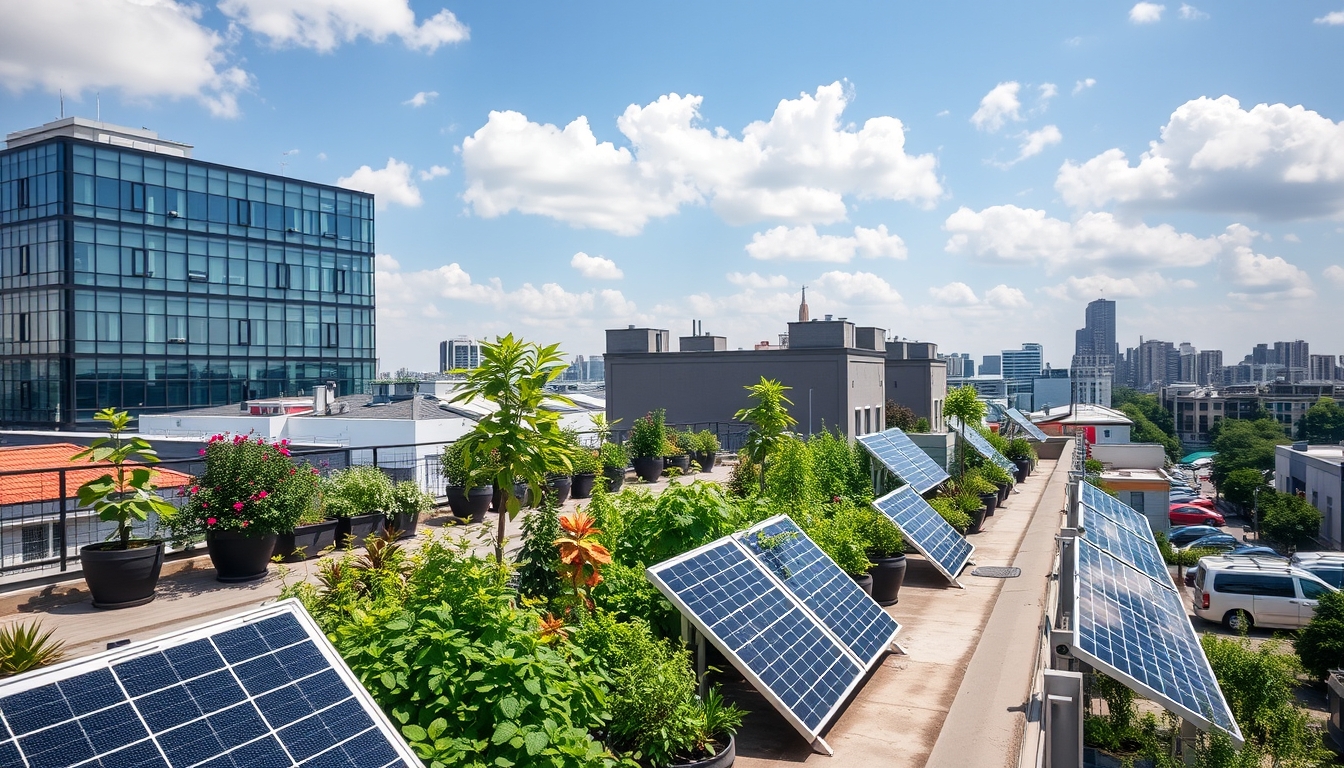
top-left (387, 479), bottom-right (432, 539)
top-left (1005, 438), bottom-right (1034, 482)
top-left (692, 430), bottom-right (720, 472)
top-left (187, 433), bottom-right (311, 582)
top-left (929, 496), bottom-right (972, 533)
top-left (962, 469), bottom-right (1000, 516)
top-left (956, 486), bottom-right (988, 534)
top-left (805, 505), bottom-right (874, 594)
top-left (441, 442), bottom-right (492, 523)
top-left (664, 429), bottom-right (691, 475)
top-left (982, 461), bottom-right (1014, 506)
top-left (321, 465), bottom-right (393, 549)
top-left (72, 409), bottom-right (179, 609)
top-left (629, 410), bottom-right (667, 482)
top-left (570, 448), bottom-right (601, 499)
top-left (670, 688), bottom-right (745, 768)
top-left (600, 442), bottom-right (628, 492)
top-left (859, 508), bottom-right (906, 606)
top-left (272, 464), bottom-right (332, 561)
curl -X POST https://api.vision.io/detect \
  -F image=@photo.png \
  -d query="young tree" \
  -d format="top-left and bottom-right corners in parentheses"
top-left (1258, 490), bottom-right (1322, 551)
top-left (884, 401), bottom-right (917, 432)
top-left (72, 409), bottom-right (178, 549)
top-left (1297, 397), bottom-right (1344, 443)
top-left (1211, 418), bottom-right (1289, 489)
top-left (450, 334), bottom-right (573, 561)
top-left (1221, 467), bottom-right (1269, 509)
top-left (943, 385), bottom-right (987, 478)
top-left (734, 377), bottom-right (797, 490)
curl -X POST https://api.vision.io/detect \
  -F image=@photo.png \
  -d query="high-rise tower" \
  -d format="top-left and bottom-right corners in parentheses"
top-left (798, 286), bottom-right (809, 323)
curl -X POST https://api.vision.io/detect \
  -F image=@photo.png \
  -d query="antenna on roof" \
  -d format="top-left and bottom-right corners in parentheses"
top-left (59, 90), bottom-right (64, 119)
top-left (96, 93), bottom-right (100, 122)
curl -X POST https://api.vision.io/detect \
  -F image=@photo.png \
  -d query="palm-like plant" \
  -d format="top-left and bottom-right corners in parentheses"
top-left (734, 377), bottom-right (797, 490)
top-left (944, 385), bottom-right (987, 479)
top-left (554, 510), bottom-right (612, 610)
top-left (0, 621), bottom-right (66, 677)
top-left (450, 334), bottom-right (574, 561)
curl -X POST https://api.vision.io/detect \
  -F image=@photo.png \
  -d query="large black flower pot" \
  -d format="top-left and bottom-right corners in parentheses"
top-left (387, 511), bottom-right (420, 539)
top-left (980, 491), bottom-right (999, 517)
top-left (869, 554), bottom-right (907, 606)
top-left (80, 540), bottom-right (165, 609)
top-left (1013, 459), bottom-right (1030, 483)
top-left (206, 530), bottom-right (278, 583)
top-left (603, 466), bottom-right (626, 492)
top-left (631, 456), bottom-right (664, 483)
top-left (571, 473), bottom-right (597, 499)
top-left (514, 481), bottom-right (534, 509)
top-left (996, 482), bottom-right (1011, 506)
top-left (547, 475), bottom-right (572, 505)
top-left (671, 736), bottom-right (735, 768)
top-left (336, 512), bottom-right (385, 549)
top-left (851, 572), bottom-right (874, 596)
top-left (967, 505), bottom-right (989, 534)
top-left (273, 520), bottom-right (338, 562)
top-left (665, 455), bottom-right (691, 474)
top-left (453, 486), bottom-right (491, 522)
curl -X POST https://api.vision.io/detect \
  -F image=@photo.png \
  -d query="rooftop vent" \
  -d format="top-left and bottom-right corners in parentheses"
top-left (1293, 441), bottom-right (1309, 452)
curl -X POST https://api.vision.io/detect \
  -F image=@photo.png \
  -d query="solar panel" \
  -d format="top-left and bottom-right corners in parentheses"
top-left (647, 538), bottom-right (871, 753)
top-left (0, 600), bottom-right (421, 768)
top-left (871, 486), bottom-right (974, 586)
top-left (1005, 408), bottom-right (1049, 442)
top-left (739, 516), bottom-right (901, 667)
top-left (1079, 504), bottom-right (1172, 585)
top-left (1080, 482), bottom-right (1152, 536)
top-left (1073, 538), bottom-right (1241, 742)
top-left (947, 419), bottom-right (1017, 474)
top-left (857, 429), bottom-right (950, 494)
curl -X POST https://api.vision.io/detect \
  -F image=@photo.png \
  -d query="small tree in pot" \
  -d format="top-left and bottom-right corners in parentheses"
top-left (943, 386), bottom-right (986, 479)
top-left (735, 377), bottom-right (796, 492)
top-left (629, 410), bottom-right (668, 482)
top-left (600, 442), bottom-right (628, 492)
top-left (439, 442), bottom-right (492, 522)
top-left (859, 508), bottom-right (906, 606)
top-left (73, 409), bottom-right (180, 609)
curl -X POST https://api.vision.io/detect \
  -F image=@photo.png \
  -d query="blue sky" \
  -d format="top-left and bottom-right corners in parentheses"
top-left (4, 1), bottom-right (1344, 372)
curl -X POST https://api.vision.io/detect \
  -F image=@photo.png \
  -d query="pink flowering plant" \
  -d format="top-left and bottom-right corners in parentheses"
top-left (183, 434), bottom-right (317, 535)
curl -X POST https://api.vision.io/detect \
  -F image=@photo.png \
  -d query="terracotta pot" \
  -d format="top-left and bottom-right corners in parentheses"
top-left (869, 554), bottom-right (907, 606)
top-left (571, 473), bottom-right (597, 499)
top-left (206, 530), bottom-right (278, 583)
top-left (80, 540), bottom-right (164, 609)
top-left (273, 520), bottom-right (338, 561)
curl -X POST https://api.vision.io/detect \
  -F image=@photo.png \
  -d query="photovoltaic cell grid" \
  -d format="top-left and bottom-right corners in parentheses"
top-left (0, 601), bottom-right (420, 768)
top-left (857, 429), bottom-right (950, 494)
top-left (1080, 482), bottom-right (1151, 536)
top-left (947, 420), bottom-right (1017, 474)
top-left (1005, 408), bottom-right (1049, 442)
top-left (1074, 538), bottom-right (1241, 741)
top-left (739, 516), bottom-right (900, 667)
top-left (1079, 504), bottom-right (1172, 586)
top-left (647, 539), bottom-right (862, 737)
top-left (871, 486), bottom-right (974, 585)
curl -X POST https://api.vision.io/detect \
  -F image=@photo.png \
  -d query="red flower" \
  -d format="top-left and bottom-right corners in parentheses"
top-left (241, 521), bottom-right (249, 528)
top-left (257, 490), bottom-right (268, 499)
top-left (206, 517), bottom-right (217, 525)
top-left (280, 449), bottom-right (291, 456)
top-left (233, 501), bottom-right (244, 511)
top-left (190, 485), bottom-right (199, 494)
top-left (198, 449), bottom-right (206, 455)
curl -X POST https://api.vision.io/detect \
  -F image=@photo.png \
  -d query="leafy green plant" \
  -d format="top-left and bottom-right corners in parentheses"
top-left (440, 442), bottom-right (470, 487)
top-left (856, 507), bottom-right (904, 559)
top-left (0, 620), bottom-right (66, 677)
top-left (390, 480), bottom-right (433, 519)
top-left (1296, 589), bottom-right (1344, 679)
top-left (599, 442), bottom-right (628, 472)
top-left (913, 417), bottom-right (930, 433)
top-left (695, 430), bottom-right (721, 454)
top-left (1004, 438), bottom-right (1035, 462)
top-left (763, 436), bottom-right (817, 511)
top-left (980, 461), bottom-right (1014, 487)
top-left (570, 448), bottom-right (601, 475)
top-left (184, 433), bottom-right (315, 536)
top-left (628, 410), bottom-right (667, 459)
top-left (944, 386), bottom-right (987, 478)
top-left (885, 401), bottom-right (917, 431)
top-left (516, 494), bottom-right (564, 604)
top-left (734, 377), bottom-right (797, 491)
top-left (320, 465), bottom-right (394, 517)
top-left (725, 451), bottom-right (759, 498)
top-left (809, 428), bottom-right (872, 505)
top-left (1202, 634), bottom-right (1328, 764)
top-left (1221, 467), bottom-right (1269, 509)
top-left (929, 496), bottom-right (971, 532)
top-left (959, 469), bottom-right (996, 496)
top-left (1259, 490), bottom-right (1323, 551)
top-left (614, 483), bottom-right (744, 567)
top-left (589, 561), bottom-right (680, 638)
top-left (71, 408), bottom-right (179, 548)
top-left (662, 428), bottom-right (687, 457)
top-left (804, 503), bottom-right (873, 576)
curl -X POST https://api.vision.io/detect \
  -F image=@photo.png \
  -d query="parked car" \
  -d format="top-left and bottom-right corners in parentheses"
top-left (1169, 496), bottom-right (1216, 509)
top-left (1193, 558), bottom-right (1336, 630)
top-left (1228, 546), bottom-right (1285, 559)
top-left (1291, 552), bottom-right (1344, 589)
top-left (1170, 505), bottom-right (1225, 527)
top-left (1177, 533), bottom-right (1240, 553)
top-left (1167, 525), bottom-right (1224, 548)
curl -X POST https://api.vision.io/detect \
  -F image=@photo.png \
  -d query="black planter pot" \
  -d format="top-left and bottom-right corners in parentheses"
top-left (547, 475), bottom-right (572, 505)
top-left (571, 473), bottom-right (597, 499)
top-left (996, 482), bottom-right (1011, 506)
top-left (851, 572), bottom-right (874, 596)
top-left (979, 491), bottom-right (999, 516)
top-left (80, 540), bottom-right (165, 609)
top-left (603, 466), bottom-right (626, 492)
top-left (967, 505), bottom-right (989, 534)
top-left (273, 520), bottom-right (339, 562)
top-left (693, 451), bottom-right (718, 471)
top-left (1012, 459), bottom-right (1030, 483)
top-left (670, 736), bottom-right (736, 768)
top-left (206, 530), bottom-right (279, 583)
top-left (336, 512), bottom-right (386, 549)
top-left (449, 486), bottom-right (492, 523)
top-left (387, 511), bottom-right (420, 539)
top-left (664, 455), bottom-right (691, 474)
top-left (514, 481), bottom-right (534, 508)
top-left (631, 456), bottom-right (664, 483)
top-left (869, 554), bottom-right (907, 606)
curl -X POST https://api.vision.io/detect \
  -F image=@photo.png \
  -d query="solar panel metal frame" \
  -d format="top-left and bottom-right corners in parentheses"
top-left (857, 429), bottom-right (951, 494)
top-left (1068, 537), bottom-right (1243, 744)
top-left (646, 530), bottom-right (900, 755)
top-left (0, 598), bottom-right (423, 768)
top-left (871, 485), bottom-right (975, 587)
top-left (738, 515), bottom-right (902, 669)
top-left (946, 418), bottom-right (1018, 474)
top-left (1005, 408), bottom-right (1049, 442)
top-left (1080, 481), bottom-right (1152, 536)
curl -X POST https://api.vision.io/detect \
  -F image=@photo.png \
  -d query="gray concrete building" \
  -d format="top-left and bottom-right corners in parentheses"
top-left (604, 319), bottom-right (889, 438)
top-left (886, 340), bottom-right (947, 432)
top-left (1276, 442), bottom-right (1344, 549)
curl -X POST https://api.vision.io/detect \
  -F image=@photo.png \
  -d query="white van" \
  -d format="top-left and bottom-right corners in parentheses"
top-left (1192, 557), bottom-right (1335, 631)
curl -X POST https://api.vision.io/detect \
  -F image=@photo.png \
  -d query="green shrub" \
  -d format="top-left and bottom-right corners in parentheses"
top-left (516, 495), bottom-right (564, 604)
top-left (913, 417), bottom-right (930, 433)
top-left (1259, 490), bottom-right (1323, 550)
top-left (695, 430), bottom-right (721, 454)
top-left (389, 480), bottom-right (433, 519)
top-left (809, 428), bottom-right (872, 504)
top-left (803, 502), bottom-right (872, 576)
top-left (615, 482), bottom-right (745, 567)
top-left (1004, 438), bottom-right (1035, 461)
top-left (600, 442), bottom-right (628, 471)
top-left (570, 448), bottom-right (601, 475)
top-left (856, 507), bottom-right (903, 558)
top-left (1202, 634), bottom-right (1327, 763)
top-left (958, 469), bottom-right (996, 495)
top-left (929, 497), bottom-right (971, 532)
top-left (1297, 589), bottom-right (1344, 680)
top-left (980, 461), bottom-right (1014, 487)
top-left (764, 436), bottom-right (817, 511)
top-left (629, 411), bottom-right (667, 458)
top-left (725, 451), bottom-right (759, 498)
top-left (441, 442), bottom-right (469, 486)
top-left (321, 464), bottom-right (394, 516)
top-left (185, 433), bottom-right (315, 535)
top-left (590, 561), bottom-right (680, 638)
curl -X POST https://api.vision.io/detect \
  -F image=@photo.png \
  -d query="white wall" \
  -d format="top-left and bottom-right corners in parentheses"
top-left (1091, 443), bottom-right (1165, 469)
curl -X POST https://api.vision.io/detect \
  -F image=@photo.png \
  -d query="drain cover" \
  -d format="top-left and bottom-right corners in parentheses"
top-left (971, 566), bottom-right (1021, 578)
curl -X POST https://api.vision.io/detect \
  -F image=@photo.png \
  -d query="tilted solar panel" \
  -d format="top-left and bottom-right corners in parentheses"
top-left (646, 538), bottom-right (866, 751)
top-left (1005, 408), bottom-right (1049, 442)
top-left (1080, 481), bottom-right (1152, 536)
top-left (947, 420), bottom-right (1018, 474)
top-left (739, 516), bottom-right (901, 667)
top-left (871, 486), bottom-right (974, 586)
top-left (1073, 538), bottom-right (1241, 743)
top-left (0, 600), bottom-right (420, 768)
top-left (857, 429), bottom-right (950, 494)
top-left (1079, 504), bottom-right (1172, 586)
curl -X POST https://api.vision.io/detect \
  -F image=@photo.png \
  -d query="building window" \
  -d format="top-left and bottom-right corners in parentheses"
top-left (130, 248), bottom-right (148, 277)
top-left (18, 380), bottom-right (32, 409)
top-left (854, 409), bottom-right (862, 436)
top-left (21, 525), bottom-right (49, 563)
top-left (238, 319), bottom-right (251, 346)
top-left (16, 177), bottom-right (30, 209)
top-left (1103, 429), bottom-right (1111, 439)
top-left (1199, 402), bottom-right (1208, 411)
top-left (17, 244), bottom-right (30, 275)
top-left (325, 323), bottom-right (338, 348)
top-left (17, 313), bottom-right (31, 342)
top-left (1129, 492), bottom-right (1145, 513)
top-left (1313, 491), bottom-right (1319, 507)
top-left (335, 269), bottom-right (347, 294)
top-left (129, 182), bottom-right (145, 211)
top-left (232, 198), bottom-right (251, 226)
top-left (273, 263), bottom-right (291, 289)
top-left (863, 407), bottom-right (872, 435)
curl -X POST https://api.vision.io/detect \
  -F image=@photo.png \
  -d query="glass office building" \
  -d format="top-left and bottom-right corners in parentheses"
top-left (0, 118), bottom-right (376, 428)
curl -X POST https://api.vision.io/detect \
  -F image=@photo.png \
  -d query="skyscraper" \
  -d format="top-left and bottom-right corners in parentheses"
top-left (1196, 349), bottom-right (1223, 386)
top-left (1, 118), bottom-right (377, 428)
top-left (1002, 343), bottom-right (1043, 402)
top-left (1073, 298), bottom-right (1117, 359)
top-left (439, 337), bottom-right (482, 373)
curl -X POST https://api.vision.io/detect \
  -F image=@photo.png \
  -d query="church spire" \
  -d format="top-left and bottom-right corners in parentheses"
top-left (798, 285), bottom-right (809, 322)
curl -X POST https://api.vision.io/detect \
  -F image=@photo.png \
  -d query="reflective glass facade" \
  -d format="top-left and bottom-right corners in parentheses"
top-left (0, 136), bottom-right (376, 427)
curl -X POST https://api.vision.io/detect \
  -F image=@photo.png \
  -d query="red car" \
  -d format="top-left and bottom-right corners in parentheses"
top-left (1169, 505), bottom-right (1225, 527)
top-left (1170, 497), bottom-right (1216, 509)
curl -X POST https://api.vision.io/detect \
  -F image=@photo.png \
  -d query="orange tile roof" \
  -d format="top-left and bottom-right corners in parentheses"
top-left (0, 443), bottom-right (194, 506)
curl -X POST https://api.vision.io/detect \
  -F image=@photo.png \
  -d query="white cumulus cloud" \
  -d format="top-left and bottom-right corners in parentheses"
top-left (1043, 272), bottom-right (1183, 300)
top-left (1219, 230), bottom-right (1314, 300)
top-left (1314, 10), bottom-right (1344, 25)
top-left (570, 252), bottom-right (624, 280)
top-left (1039, 83), bottom-right (1059, 104)
top-left (403, 90), bottom-right (438, 107)
top-left (217, 0), bottom-right (468, 52)
top-left (0, 0), bottom-right (250, 117)
top-left (929, 282), bottom-right (1030, 308)
top-left (1006, 125), bottom-right (1062, 165)
top-left (1179, 4), bottom-right (1209, 20)
top-left (337, 158), bottom-right (422, 209)
top-left (1073, 78), bottom-right (1096, 95)
top-left (418, 165), bottom-right (450, 181)
top-left (929, 282), bottom-right (979, 306)
top-left (460, 82), bottom-right (941, 235)
top-left (726, 272), bottom-right (790, 289)
top-left (1324, 265), bottom-right (1344, 284)
top-left (745, 224), bottom-right (907, 263)
top-left (1130, 2), bottom-right (1165, 23)
top-left (812, 271), bottom-right (903, 305)
top-left (971, 82), bottom-right (1023, 133)
top-left (1055, 95), bottom-right (1344, 219)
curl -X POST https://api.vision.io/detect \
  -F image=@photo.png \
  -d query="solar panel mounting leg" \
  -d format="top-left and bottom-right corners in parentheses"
top-left (810, 736), bottom-right (834, 756)
top-left (889, 640), bottom-right (907, 655)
